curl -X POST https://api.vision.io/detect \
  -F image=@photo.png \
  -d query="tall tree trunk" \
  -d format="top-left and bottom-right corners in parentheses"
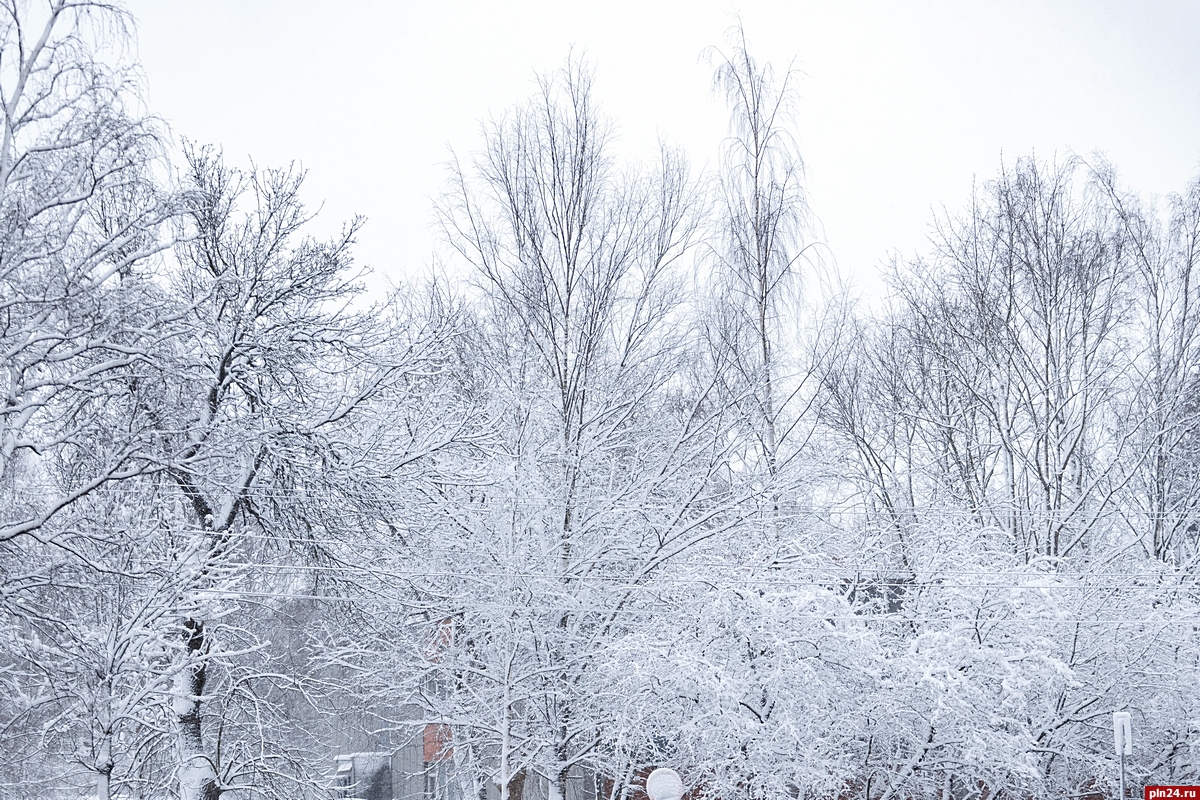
top-left (175, 618), bottom-right (219, 800)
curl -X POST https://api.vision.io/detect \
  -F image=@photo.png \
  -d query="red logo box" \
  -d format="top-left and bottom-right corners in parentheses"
top-left (1146, 788), bottom-right (1200, 800)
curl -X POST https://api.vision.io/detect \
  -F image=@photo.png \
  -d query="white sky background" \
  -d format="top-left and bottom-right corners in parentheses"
top-left (127, 0), bottom-right (1200, 299)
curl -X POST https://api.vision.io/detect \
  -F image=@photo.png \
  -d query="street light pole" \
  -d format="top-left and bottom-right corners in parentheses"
top-left (1114, 712), bottom-right (1132, 800)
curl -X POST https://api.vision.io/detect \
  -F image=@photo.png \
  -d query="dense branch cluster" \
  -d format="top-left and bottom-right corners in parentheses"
top-left (1, 5), bottom-right (1199, 800)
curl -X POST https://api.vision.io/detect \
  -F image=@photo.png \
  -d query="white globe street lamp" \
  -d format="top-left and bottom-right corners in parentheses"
top-left (646, 769), bottom-right (685, 800)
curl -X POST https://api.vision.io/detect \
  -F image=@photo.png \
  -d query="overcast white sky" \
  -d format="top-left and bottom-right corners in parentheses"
top-left (126, 1), bottom-right (1200, 298)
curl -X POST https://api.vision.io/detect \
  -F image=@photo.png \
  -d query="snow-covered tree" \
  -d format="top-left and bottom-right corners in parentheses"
top-left (389, 56), bottom-right (748, 800)
top-left (128, 144), bottom-right (461, 800)
top-left (0, 2), bottom-right (178, 795)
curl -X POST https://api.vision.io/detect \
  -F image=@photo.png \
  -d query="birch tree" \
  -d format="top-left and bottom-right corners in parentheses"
top-left (1093, 164), bottom-right (1200, 562)
top-left (0, 0), bottom-right (173, 549)
top-left (0, 3), bottom-right (177, 795)
top-left (869, 156), bottom-right (1134, 561)
top-left (705, 28), bottom-right (831, 498)
top-left (419, 57), bottom-right (741, 800)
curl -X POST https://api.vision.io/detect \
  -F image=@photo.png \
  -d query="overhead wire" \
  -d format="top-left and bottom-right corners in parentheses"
top-left (157, 587), bottom-right (1200, 627)
top-left (13, 479), bottom-right (1200, 515)
top-left (113, 557), bottom-right (1200, 590)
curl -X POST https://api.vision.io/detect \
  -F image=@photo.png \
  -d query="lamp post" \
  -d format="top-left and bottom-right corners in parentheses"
top-left (1114, 712), bottom-right (1132, 800)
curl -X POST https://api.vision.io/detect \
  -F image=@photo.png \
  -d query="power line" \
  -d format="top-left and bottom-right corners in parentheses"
top-left (12, 481), bottom-right (1200, 517)
top-left (17, 540), bottom-right (1200, 587)
top-left (113, 558), bottom-right (1200, 590)
top-left (52, 549), bottom-right (1200, 586)
top-left (169, 588), bottom-right (1200, 626)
